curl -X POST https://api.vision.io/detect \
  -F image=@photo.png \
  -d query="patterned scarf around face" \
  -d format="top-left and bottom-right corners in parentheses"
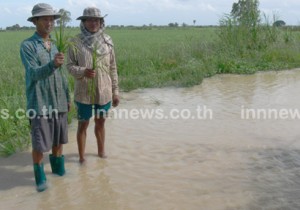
top-left (79, 22), bottom-right (108, 56)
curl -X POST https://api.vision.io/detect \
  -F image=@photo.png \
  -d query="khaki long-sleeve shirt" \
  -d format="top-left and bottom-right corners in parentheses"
top-left (67, 34), bottom-right (119, 105)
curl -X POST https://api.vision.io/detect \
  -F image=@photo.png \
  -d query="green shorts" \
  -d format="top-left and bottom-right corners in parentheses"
top-left (75, 101), bottom-right (111, 121)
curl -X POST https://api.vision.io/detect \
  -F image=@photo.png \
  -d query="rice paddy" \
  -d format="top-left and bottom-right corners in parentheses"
top-left (0, 26), bottom-right (300, 156)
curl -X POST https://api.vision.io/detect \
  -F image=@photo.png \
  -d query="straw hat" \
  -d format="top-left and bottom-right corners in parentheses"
top-left (76, 7), bottom-right (107, 20)
top-left (27, 3), bottom-right (61, 22)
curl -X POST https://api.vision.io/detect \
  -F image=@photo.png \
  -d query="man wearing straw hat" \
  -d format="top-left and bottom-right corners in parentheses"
top-left (20, 3), bottom-right (70, 192)
top-left (67, 7), bottom-right (119, 163)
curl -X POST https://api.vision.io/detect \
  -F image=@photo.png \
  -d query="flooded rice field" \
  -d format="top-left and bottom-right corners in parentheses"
top-left (1, 69), bottom-right (300, 210)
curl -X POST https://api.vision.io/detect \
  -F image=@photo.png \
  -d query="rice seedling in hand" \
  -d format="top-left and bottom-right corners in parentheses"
top-left (53, 18), bottom-right (77, 72)
top-left (88, 43), bottom-right (99, 103)
top-left (54, 18), bottom-right (70, 53)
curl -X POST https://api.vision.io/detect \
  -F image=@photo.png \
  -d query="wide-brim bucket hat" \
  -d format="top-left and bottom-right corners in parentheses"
top-left (76, 7), bottom-right (107, 20)
top-left (27, 3), bottom-right (61, 22)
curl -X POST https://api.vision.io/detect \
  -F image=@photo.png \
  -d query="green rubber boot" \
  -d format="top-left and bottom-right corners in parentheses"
top-left (49, 154), bottom-right (65, 176)
top-left (49, 154), bottom-right (57, 174)
top-left (33, 163), bottom-right (47, 192)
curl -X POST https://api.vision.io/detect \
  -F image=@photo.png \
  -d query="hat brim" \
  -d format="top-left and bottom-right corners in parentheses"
top-left (76, 14), bottom-right (107, 20)
top-left (27, 14), bottom-right (61, 22)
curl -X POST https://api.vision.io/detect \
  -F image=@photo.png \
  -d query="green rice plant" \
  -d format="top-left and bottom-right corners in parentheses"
top-left (88, 44), bottom-right (99, 103)
top-left (283, 28), bottom-right (293, 43)
top-left (0, 136), bottom-right (30, 156)
top-left (54, 18), bottom-right (71, 53)
top-left (53, 18), bottom-right (77, 76)
top-left (92, 43), bottom-right (98, 70)
top-left (0, 143), bottom-right (15, 156)
top-left (53, 18), bottom-right (77, 115)
top-left (0, 95), bottom-right (30, 156)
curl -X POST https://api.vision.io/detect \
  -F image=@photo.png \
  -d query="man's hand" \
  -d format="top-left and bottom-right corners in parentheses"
top-left (54, 53), bottom-right (64, 68)
top-left (84, 68), bottom-right (96, 79)
top-left (112, 95), bottom-right (120, 107)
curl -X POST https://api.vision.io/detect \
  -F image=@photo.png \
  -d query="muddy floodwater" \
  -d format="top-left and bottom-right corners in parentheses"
top-left (1, 69), bottom-right (300, 210)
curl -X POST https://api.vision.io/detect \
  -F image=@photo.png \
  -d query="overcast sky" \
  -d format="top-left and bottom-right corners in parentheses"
top-left (0, 0), bottom-right (299, 28)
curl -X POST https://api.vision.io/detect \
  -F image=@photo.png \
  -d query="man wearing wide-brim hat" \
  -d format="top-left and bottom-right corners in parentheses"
top-left (67, 7), bottom-right (120, 163)
top-left (20, 3), bottom-right (70, 192)
top-left (27, 3), bottom-right (61, 22)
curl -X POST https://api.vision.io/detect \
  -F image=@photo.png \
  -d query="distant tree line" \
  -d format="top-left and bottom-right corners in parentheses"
top-left (0, 6), bottom-right (295, 32)
top-left (4, 24), bottom-right (35, 31)
top-left (3, 23), bottom-right (299, 32)
top-left (2, 23), bottom-right (216, 31)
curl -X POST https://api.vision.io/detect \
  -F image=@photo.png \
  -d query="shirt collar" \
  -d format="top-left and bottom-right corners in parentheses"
top-left (33, 32), bottom-right (52, 42)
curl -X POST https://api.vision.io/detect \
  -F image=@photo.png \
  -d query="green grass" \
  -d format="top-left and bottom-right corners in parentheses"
top-left (0, 26), bottom-right (300, 156)
top-left (0, 31), bottom-right (31, 156)
top-left (109, 27), bottom-right (219, 90)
